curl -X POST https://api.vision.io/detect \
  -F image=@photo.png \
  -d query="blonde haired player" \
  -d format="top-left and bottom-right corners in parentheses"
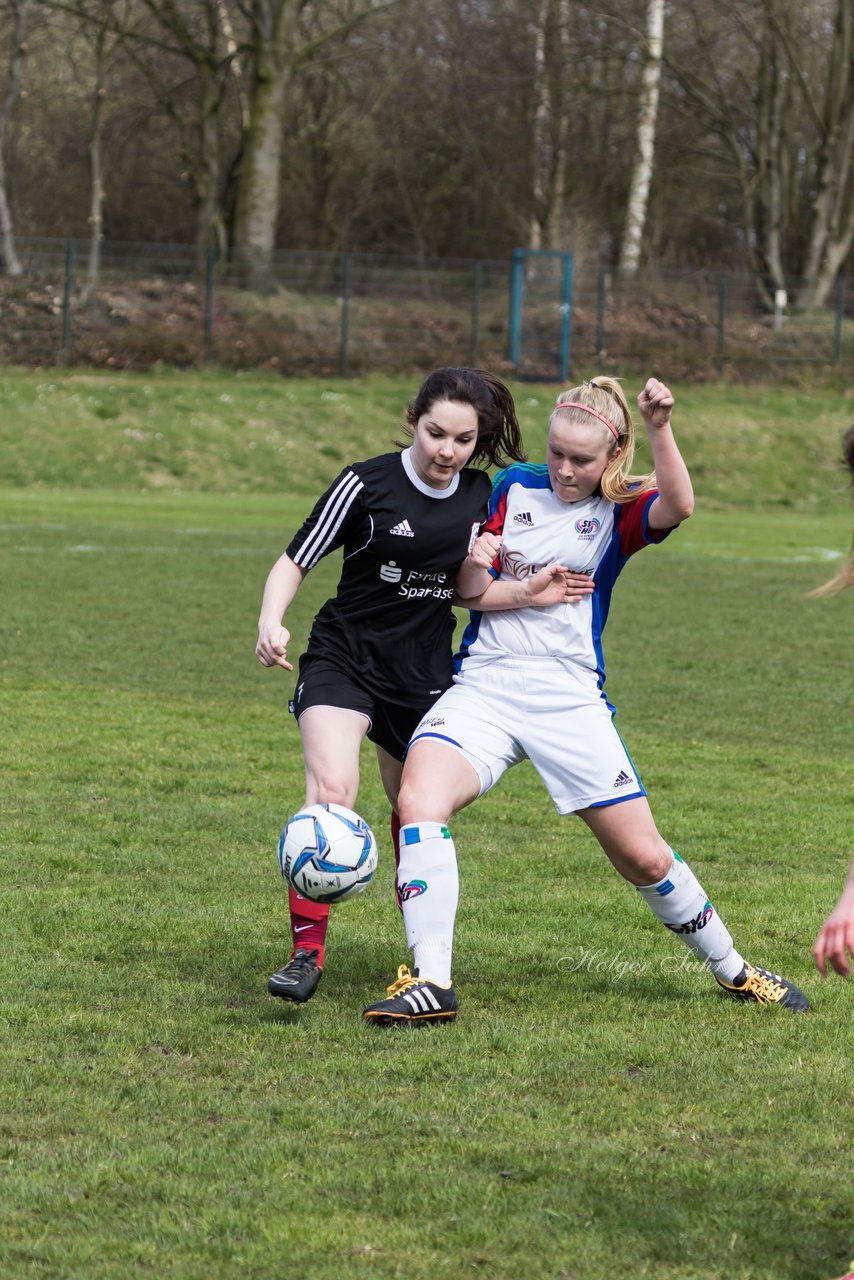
top-left (364, 376), bottom-right (810, 1023)
top-left (257, 367), bottom-right (587, 1004)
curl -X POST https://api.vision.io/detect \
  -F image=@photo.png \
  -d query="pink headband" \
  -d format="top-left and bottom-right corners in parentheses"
top-left (555, 401), bottom-right (621, 441)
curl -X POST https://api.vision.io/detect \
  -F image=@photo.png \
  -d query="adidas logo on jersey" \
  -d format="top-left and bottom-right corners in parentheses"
top-left (513, 511), bottom-right (534, 526)
top-left (390, 519), bottom-right (415, 537)
top-left (613, 770), bottom-right (632, 788)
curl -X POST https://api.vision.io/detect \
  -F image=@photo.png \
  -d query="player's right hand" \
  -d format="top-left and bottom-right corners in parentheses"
top-left (256, 624), bottom-right (293, 670)
top-left (468, 531), bottom-right (501, 568)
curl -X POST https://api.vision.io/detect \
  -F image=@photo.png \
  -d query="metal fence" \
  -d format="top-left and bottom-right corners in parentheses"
top-left (0, 237), bottom-right (850, 381)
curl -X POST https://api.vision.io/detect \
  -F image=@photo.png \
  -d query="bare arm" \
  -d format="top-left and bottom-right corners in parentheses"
top-left (637, 378), bottom-right (695, 531)
top-left (456, 563), bottom-right (594, 611)
top-left (814, 860), bottom-right (854, 977)
top-left (454, 531), bottom-right (594, 610)
top-left (256, 553), bottom-right (307, 671)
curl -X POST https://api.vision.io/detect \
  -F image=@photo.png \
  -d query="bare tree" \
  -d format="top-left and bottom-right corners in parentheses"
top-left (795, 0), bottom-right (854, 308)
top-left (617, 0), bottom-right (663, 275)
top-left (48, 0), bottom-right (129, 301)
top-left (529, 0), bottom-right (571, 251)
top-left (667, 0), bottom-right (854, 308)
top-left (0, 0), bottom-right (36, 275)
top-left (230, 0), bottom-right (406, 290)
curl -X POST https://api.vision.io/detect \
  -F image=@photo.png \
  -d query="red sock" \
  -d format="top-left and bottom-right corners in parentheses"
top-left (390, 810), bottom-right (402, 911)
top-left (288, 887), bottom-right (329, 968)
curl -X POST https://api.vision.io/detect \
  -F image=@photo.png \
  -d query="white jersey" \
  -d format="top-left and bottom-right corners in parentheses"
top-left (456, 463), bottom-right (671, 685)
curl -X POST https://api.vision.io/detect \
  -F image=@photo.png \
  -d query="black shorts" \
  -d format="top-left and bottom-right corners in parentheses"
top-left (290, 655), bottom-right (433, 762)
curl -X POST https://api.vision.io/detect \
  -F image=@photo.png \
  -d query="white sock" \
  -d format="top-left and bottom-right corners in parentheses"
top-left (397, 822), bottom-right (458, 986)
top-left (636, 851), bottom-right (745, 983)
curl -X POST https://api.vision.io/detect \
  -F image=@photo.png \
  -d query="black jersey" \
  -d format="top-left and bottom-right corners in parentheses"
top-left (287, 449), bottom-right (491, 705)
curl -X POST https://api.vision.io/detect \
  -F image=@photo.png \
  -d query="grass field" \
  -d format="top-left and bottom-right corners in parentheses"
top-left (1, 370), bottom-right (853, 1280)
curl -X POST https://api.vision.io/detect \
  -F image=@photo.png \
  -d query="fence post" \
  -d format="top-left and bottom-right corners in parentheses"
top-left (596, 266), bottom-right (607, 356)
top-left (716, 272), bottom-right (727, 374)
top-left (470, 261), bottom-right (482, 367)
top-left (508, 249), bottom-right (524, 370)
top-left (204, 246), bottom-right (216, 366)
top-left (339, 252), bottom-right (352, 377)
top-left (61, 240), bottom-right (74, 365)
top-left (833, 276), bottom-right (845, 363)
top-left (559, 252), bottom-right (574, 383)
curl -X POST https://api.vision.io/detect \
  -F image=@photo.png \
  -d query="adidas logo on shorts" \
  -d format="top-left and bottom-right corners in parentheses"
top-left (613, 770), bottom-right (632, 787)
top-left (390, 520), bottom-right (415, 537)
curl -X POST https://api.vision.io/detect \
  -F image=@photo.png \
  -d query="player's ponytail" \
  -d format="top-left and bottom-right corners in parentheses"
top-left (551, 376), bottom-right (655, 504)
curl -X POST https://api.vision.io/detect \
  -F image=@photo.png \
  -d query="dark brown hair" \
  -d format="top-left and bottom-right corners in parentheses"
top-left (404, 367), bottom-right (527, 469)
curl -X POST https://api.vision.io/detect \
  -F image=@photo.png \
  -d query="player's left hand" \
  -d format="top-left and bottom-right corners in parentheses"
top-left (813, 893), bottom-right (854, 977)
top-left (526, 563), bottom-right (594, 607)
top-left (637, 377), bottom-right (674, 430)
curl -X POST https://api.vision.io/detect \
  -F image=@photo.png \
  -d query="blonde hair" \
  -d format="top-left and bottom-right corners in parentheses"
top-left (549, 376), bottom-right (655, 504)
top-left (808, 424), bottom-right (854, 597)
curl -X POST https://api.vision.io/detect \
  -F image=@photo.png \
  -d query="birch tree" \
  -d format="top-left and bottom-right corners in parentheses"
top-left (49, 0), bottom-right (129, 301)
top-left (529, 0), bottom-right (571, 251)
top-left (667, 0), bottom-right (854, 308)
top-left (617, 0), bottom-right (663, 275)
top-left (0, 0), bottom-right (36, 275)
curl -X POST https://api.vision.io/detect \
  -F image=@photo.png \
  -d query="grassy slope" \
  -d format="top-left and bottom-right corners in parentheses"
top-left (1, 371), bottom-right (853, 1280)
top-left (1, 366), bottom-right (853, 510)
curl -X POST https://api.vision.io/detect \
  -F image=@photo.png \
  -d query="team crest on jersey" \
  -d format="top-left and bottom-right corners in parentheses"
top-left (575, 517), bottom-right (601, 540)
top-left (380, 560), bottom-right (403, 582)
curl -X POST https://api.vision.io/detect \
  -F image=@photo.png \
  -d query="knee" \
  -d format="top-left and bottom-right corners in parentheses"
top-left (305, 771), bottom-right (357, 809)
top-left (620, 842), bottom-right (673, 887)
top-left (398, 774), bottom-right (447, 826)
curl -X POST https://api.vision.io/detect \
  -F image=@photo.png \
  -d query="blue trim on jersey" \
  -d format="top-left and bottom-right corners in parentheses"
top-left (454, 610), bottom-right (482, 672)
top-left (490, 463), bottom-right (552, 509)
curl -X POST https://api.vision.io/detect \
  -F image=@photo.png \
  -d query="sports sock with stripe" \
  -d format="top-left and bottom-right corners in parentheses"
top-left (397, 822), bottom-right (458, 986)
top-left (288, 887), bottom-right (328, 969)
top-left (636, 851), bottom-right (745, 983)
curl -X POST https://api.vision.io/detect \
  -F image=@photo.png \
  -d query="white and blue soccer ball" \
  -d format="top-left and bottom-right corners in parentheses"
top-left (278, 803), bottom-right (378, 903)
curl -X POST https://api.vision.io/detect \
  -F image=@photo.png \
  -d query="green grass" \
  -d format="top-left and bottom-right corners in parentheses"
top-left (1, 371), bottom-right (854, 1280)
top-left (0, 367), bottom-right (852, 510)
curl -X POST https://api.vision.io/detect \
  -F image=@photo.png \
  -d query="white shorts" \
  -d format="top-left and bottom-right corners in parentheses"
top-left (408, 656), bottom-right (646, 816)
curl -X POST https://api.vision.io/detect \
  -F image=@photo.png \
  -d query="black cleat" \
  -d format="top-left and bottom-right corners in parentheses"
top-left (268, 948), bottom-right (323, 1004)
top-left (363, 964), bottom-right (457, 1025)
top-left (716, 962), bottom-right (809, 1012)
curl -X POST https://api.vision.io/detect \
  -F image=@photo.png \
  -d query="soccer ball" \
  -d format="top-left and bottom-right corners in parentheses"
top-left (278, 803), bottom-right (378, 903)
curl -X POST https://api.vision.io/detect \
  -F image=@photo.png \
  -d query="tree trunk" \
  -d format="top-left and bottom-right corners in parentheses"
top-left (231, 0), bottom-right (300, 290)
top-left (194, 57), bottom-right (228, 264)
top-left (0, 0), bottom-right (34, 277)
top-left (618, 0), bottom-right (664, 276)
top-left (231, 0), bottom-right (406, 290)
top-left (795, 0), bottom-right (854, 309)
top-left (529, 0), bottom-right (570, 252)
top-left (81, 25), bottom-right (107, 306)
